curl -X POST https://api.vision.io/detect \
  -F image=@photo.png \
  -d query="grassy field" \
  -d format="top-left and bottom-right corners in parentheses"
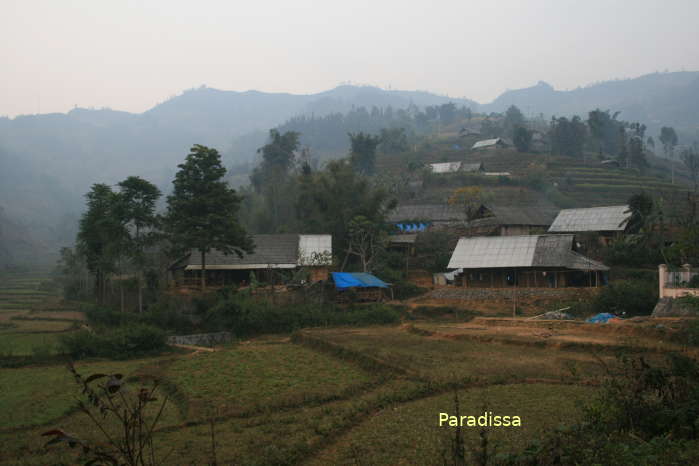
top-left (0, 271), bottom-right (678, 465)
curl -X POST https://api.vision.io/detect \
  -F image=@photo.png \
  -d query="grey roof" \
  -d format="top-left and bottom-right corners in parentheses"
top-left (388, 204), bottom-right (467, 222)
top-left (185, 234), bottom-right (331, 270)
top-left (462, 162), bottom-right (485, 172)
top-left (469, 205), bottom-right (556, 228)
top-left (472, 138), bottom-right (506, 149)
top-left (548, 205), bottom-right (631, 233)
top-left (447, 234), bottom-right (608, 271)
top-left (430, 162), bottom-right (461, 173)
top-left (389, 234), bottom-right (418, 244)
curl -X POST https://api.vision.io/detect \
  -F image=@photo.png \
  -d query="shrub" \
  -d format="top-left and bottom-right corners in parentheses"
top-left (60, 324), bottom-right (166, 359)
top-left (592, 278), bottom-right (658, 317)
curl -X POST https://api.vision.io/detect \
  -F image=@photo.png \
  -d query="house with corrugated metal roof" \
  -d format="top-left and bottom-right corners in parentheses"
top-left (171, 234), bottom-right (332, 287)
top-left (467, 204), bottom-right (557, 236)
top-left (548, 205), bottom-right (631, 245)
top-left (472, 138), bottom-right (508, 151)
top-left (446, 234), bottom-right (608, 288)
top-left (429, 162), bottom-right (462, 174)
top-left (388, 203), bottom-right (467, 227)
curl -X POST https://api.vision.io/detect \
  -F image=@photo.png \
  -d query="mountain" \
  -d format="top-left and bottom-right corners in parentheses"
top-left (0, 85), bottom-right (475, 265)
top-left (482, 71), bottom-right (699, 140)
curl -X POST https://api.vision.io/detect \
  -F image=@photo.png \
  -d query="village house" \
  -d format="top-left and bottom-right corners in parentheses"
top-left (467, 204), bottom-right (557, 236)
top-left (547, 205), bottom-right (631, 245)
top-left (472, 138), bottom-right (508, 151)
top-left (428, 161), bottom-right (485, 175)
top-left (171, 234), bottom-right (332, 287)
top-left (446, 234), bottom-right (609, 288)
top-left (388, 203), bottom-right (467, 229)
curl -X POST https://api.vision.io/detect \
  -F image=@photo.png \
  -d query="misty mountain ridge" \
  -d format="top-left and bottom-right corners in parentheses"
top-left (2, 72), bottom-right (699, 266)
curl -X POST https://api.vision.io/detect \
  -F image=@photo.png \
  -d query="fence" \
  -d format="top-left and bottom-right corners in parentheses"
top-left (658, 264), bottom-right (699, 298)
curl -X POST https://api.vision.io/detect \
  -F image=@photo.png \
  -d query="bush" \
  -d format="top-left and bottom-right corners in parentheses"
top-left (592, 278), bottom-right (658, 317)
top-left (204, 295), bottom-right (402, 337)
top-left (503, 354), bottom-right (699, 465)
top-left (60, 324), bottom-right (167, 359)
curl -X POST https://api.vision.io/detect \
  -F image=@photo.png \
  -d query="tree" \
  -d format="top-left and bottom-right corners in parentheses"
top-left (379, 127), bottom-right (409, 153)
top-left (116, 176), bottom-right (161, 313)
top-left (513, 127), bottom-right (532, 153)
top-left (503, 105), bottom-right (525, 139)
top-left (296, 159), bottom-right (396, 261)
top-left (346, 215), bottom-right (386, 272)
top-left (250, 130), bottom-right (300, 230)
top-left (165, 145), bottom-right (254, 290)
top-left (682, 144), bottom-right (699, 192)
top-left (587, 109), bottom-right (623, 160)
top-left (550, 116), bottom-right (587, 157)
top-left (448, 186), bottom-right (489, 222)
top-left (76, 184), bottom-right (125, 303)
top-left (349, 132), bottom-right (381, 175)
top-left (660, 126), bottom-right (679, 184)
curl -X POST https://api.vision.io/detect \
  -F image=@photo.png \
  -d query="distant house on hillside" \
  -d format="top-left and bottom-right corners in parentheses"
top-left (388, 203), bottom-right (467, 228)
top-left (548, 205), bottom-right (631, 245)
top-left (467, 204), bottom-right (557, 236)
top-left (459, 126), bottom-right (482, 137)
top-left (447, 234), bottom-right (608, 288)
top-left (171, 234), bottom-right (332, 287)
top-left (472, 138), bottom-right (508, 151)
top-left (429, 162), bottom-right (462, 174)
top-left (462, 162), bottom-right (485, 173)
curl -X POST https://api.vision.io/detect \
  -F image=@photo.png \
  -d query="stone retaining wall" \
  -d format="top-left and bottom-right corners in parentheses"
top-left (426, 287), bottom-right (598, 301)
top-left (167, 331), bottom-right (233, 347)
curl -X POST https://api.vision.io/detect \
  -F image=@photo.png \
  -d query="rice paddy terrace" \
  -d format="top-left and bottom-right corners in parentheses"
top-left (0, 273), bottom-right (687, 465)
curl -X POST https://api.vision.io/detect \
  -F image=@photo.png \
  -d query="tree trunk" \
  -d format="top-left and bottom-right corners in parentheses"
top-left (201, 250), bottom-right (207, 291)
top-left (138, 271), bottom-right (143, 313)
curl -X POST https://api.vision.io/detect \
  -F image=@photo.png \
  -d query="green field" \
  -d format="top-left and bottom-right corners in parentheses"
top-left (0, 271), bottom-right (672, 465)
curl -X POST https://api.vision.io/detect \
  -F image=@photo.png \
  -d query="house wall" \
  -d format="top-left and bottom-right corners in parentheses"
top-left (459, 268), bottom-right (599, 289)
top-left (659, 264), bottom-right (699, 298)
top-left (308, 267), bottom-right (329, 283)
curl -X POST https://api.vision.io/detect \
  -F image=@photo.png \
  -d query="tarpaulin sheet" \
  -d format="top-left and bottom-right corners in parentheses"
top-left (331, 272), bottom-right (389, 289)
top-left (586, 313), bottom-right (616, 323)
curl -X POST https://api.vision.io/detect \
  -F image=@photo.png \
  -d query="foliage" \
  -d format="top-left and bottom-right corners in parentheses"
top-left (296, 158), bottom-right (396, 257)
top-left (682, 144), bottom-right (699, 192)
top-left (591, 278), bottom-right (658, 317)
top-left (414, 230), bottom-right (455, 273)
top-left (550, 116), bottom-right (587, 157)
top-left (513, 126), bottom-right (532, 152)
top-left (587, 109), bottom-right (623, 156)
top-left (42, 362), bottom-right (168, 466)
top-left (60, 324), bottom-right (167, 359)
top-left (379, 127), bottom-right (409, 153)
top-left (448, 186), bottom-right (489, 221)
top-left (165, 145), bottom-right (254, 289)
top-left (503, 105), bottom-right (525, 139)
top-left (349, 132), bottom-right (382, 175)
top-left (503, 354), bottom-right (699, 465)
top-left (204, 294), bottom-right (402, 337)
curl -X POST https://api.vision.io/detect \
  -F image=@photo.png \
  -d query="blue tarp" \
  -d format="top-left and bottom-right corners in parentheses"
top-left (331, 272), bottom-right (390, 290)
top-left (395, 223), bottom-right (428, 232)
top-left (587, 313), bottom-right (616, 323)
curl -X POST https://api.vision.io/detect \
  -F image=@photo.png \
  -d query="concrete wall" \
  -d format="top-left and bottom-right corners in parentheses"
top-left (658, 264), bottom-right (699, 299)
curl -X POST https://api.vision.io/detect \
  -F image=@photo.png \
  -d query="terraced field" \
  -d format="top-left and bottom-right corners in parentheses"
top-left (0, 272), bottom-right (678, 465)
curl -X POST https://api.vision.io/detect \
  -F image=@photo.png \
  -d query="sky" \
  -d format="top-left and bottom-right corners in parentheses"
top-left (2, 0), bottom-right (699, 117)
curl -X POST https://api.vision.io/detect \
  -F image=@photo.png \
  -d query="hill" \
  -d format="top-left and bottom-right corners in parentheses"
top-left (482, 71), bottom-right (699, 140)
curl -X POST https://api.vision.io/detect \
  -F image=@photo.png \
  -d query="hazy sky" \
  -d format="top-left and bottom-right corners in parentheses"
top-left (2, 0), bottom-right (699, 117)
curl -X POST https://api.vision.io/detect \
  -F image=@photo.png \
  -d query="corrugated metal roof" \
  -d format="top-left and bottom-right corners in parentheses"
top-left (469, 205), bottom-right (556, 228)
top-left (472, 138), bottom-right (506, 149)
top-left (462, 162), bottom-right (484, 172)
top-left (388, 204), bottom-right (466, 222)
top-left (447, 234), bottom-right (608, 271)
top-left (430, 162), bottom-right (462, 173)
top-left (185, 234), bottom-right (331, 270)
top-left (548, 205), bottom-right (631, 232)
